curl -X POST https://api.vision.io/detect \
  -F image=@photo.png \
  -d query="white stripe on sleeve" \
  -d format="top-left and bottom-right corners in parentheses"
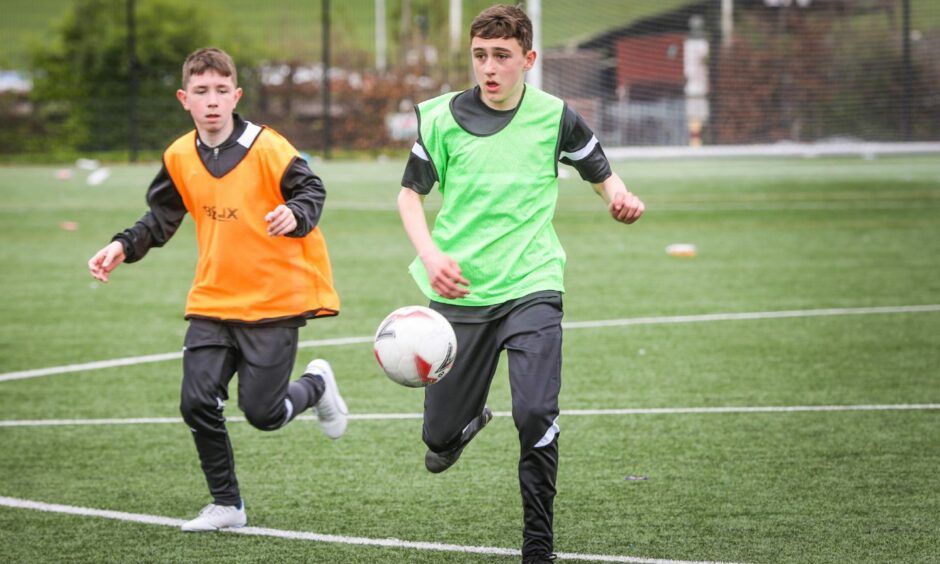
top-left (411, 142), bottom-right (429, 161)
top-left (561, 135), bottom-right (598, 162)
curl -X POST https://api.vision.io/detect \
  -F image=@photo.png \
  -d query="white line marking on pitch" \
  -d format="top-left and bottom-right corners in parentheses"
top-left (0, 496), bottom-right (743, 564)
top-left (2, 404), bottom-right (937, 428)
top-left (2, 304), bottom-right (938, 383)
top-left (559, 304), bottom-right (940, 329)
top-left (0, 336), bottom-right (373, 383)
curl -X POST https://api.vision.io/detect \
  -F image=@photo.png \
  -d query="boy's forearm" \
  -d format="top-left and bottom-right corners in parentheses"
top-left (591, 172), bottom-right (628, 204)
top-left (281, 158), bottom-right (326, 236)
top-left (113, 215), bottom-right (155, 263)
top-left (117, 166), bottom-right (187, 263)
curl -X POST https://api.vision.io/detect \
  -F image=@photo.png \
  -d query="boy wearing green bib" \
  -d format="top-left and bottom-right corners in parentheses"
top-left (397, 5), bottom-right (644, 561)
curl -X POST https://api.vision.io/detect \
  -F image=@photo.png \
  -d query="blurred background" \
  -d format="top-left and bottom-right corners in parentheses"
top-left (1, 0), bottom-right (938, 160)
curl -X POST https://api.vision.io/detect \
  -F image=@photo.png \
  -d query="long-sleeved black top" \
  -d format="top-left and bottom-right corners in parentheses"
top-left (114, 114), bottom-right (326, 264)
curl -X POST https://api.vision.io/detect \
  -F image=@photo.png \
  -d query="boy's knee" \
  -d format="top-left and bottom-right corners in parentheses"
top-left (423, 428), bottom-right (461, 454)
top-left (242, 403), bottom-right (284, 431)
top-left (179, 396), bottom-right (209, 424)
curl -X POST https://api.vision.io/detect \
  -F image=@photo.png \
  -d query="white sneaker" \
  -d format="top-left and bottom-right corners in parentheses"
top-left (180, 501), bottom-right (247, 532)
top-left (306, 359), bottom-right (348, 439)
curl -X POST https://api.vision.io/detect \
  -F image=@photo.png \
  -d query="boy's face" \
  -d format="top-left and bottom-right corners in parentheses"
top-left (471, 36), bottom-right (536, 111)
top-left (176, 70), bottom-right (242, 138)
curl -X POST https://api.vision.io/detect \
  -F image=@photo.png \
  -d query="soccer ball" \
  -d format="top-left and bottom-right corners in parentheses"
top-left (373, 306), bottom-right (457, 387)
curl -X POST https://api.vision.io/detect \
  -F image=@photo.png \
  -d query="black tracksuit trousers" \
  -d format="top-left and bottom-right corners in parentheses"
top-left (179, 319), bottom-right (322, 506)
top-left (425, 295), bottom-right (563, 558)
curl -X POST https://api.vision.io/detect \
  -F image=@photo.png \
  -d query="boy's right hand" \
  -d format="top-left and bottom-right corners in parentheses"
top-left (609, 190), bottom-right (645, 224)
top-left (88, 241), bottom-right (126, 283)
top-left (421, 249), bottom-right (470, 299)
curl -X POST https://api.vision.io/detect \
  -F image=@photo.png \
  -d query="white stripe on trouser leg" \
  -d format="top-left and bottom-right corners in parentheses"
top-left (533, 416), bottom-right (559, 448)
top-left (280, 398), bottom-right (294, 428)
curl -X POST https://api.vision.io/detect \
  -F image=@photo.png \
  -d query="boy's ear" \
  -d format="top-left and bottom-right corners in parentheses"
top-left (524, 50), bottom-right (537, 71)
top-left (176, 89), bottom-right (189, 111)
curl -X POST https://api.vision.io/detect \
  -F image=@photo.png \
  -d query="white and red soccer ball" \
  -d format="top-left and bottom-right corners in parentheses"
top-left (373, 306), bottom-right (457, 387)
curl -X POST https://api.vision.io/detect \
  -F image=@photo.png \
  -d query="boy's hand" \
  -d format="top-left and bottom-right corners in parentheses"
top-left (609, 190), bottom-right (645, 224)
top-left (88, 241), bottom-right (126, 283)
top-left (265, 204), bottom-right (297, 236)
top-left (421, 249), bottom-right (470, 299)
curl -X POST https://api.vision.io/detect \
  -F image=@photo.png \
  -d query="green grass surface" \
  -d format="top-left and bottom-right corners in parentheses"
top-left (1, 155), bottom-right (939, 563)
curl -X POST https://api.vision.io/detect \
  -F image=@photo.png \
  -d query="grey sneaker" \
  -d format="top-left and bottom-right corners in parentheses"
top-left (425, 406), bottom-right (493, 473)
top-left (180, 501), bottom-right (247, 532)
top-left (306, 359), bottom-right (348, 440)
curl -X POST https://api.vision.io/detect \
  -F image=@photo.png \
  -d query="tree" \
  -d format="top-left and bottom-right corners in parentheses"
top-left (29, 0), bottom-right (255, 154)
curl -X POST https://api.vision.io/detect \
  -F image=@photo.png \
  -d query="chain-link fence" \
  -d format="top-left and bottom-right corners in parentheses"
top-left (1, 0), bottom-right (938, 157)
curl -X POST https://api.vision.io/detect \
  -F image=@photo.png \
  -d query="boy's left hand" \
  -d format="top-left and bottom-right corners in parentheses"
top-left (265, 204), bottom-right (297, 236)
top-left (609, 191), bottom-right (645, 224)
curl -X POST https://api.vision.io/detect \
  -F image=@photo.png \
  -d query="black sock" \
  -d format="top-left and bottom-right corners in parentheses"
top-left (297, 372), bottom-right (326, 408)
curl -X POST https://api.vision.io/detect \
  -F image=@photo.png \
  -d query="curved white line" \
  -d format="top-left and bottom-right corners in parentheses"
top-left (0, 496), bottom-right (744, 564)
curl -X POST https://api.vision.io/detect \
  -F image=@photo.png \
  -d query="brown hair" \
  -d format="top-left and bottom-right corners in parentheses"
top-left (181, 47), bottom-right (237, 89)
top-left (469, 4), bottom-right (532, 52)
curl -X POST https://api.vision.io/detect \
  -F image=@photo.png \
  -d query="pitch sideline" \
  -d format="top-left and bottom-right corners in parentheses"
top-left (0, 495), bottom-right (743, 564)
top-left (2, 304), bottom-right (939, 383)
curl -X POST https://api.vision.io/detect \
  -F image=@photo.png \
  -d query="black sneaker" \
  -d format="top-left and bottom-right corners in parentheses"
top-left (522, 554), bottom-right (556, 563)
top-left (425, 406), bottom-right (493, 473)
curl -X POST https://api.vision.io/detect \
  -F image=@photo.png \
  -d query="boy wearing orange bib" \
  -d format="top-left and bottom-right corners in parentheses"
top-left (88, 48), bottom-right (346, 532)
